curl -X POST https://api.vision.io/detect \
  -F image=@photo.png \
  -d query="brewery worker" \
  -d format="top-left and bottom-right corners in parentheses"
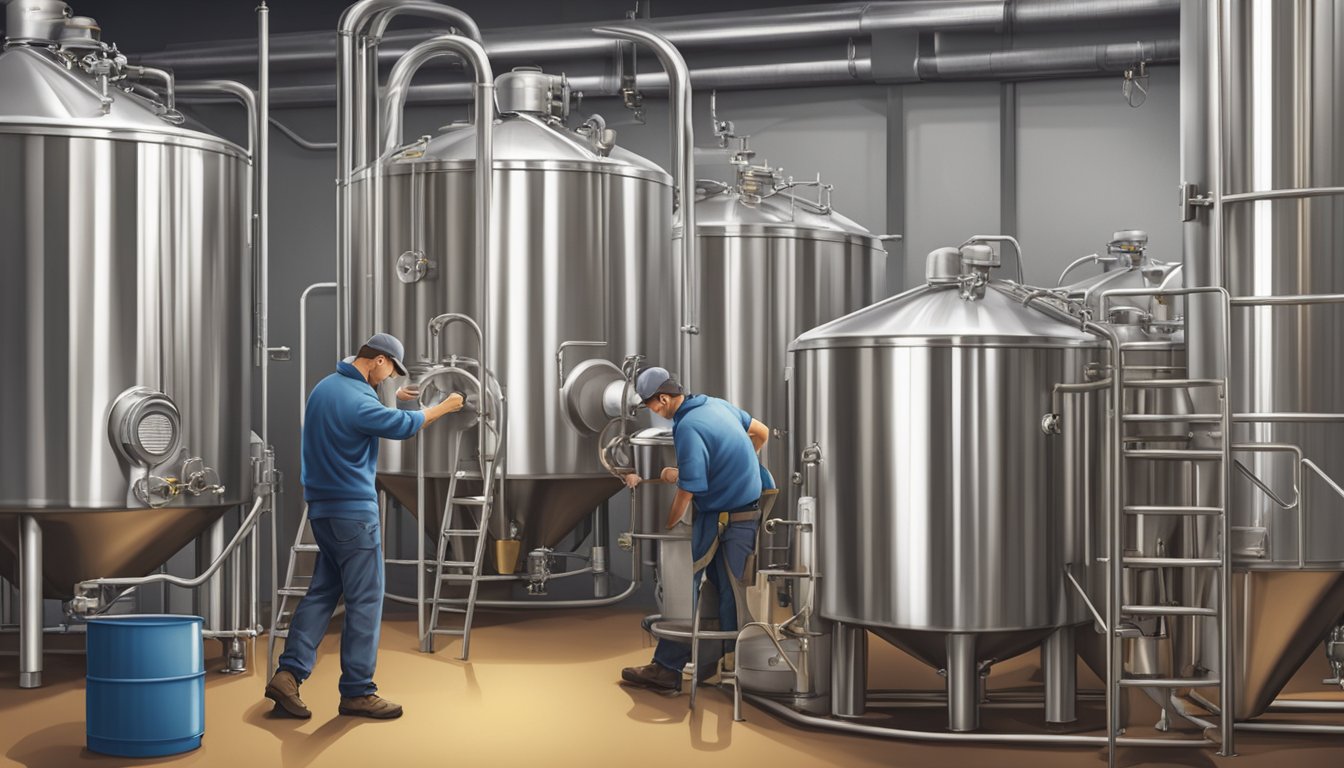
top-left (265, 333), bottom-right (463, 720)
top-left (619, 366), bottom-right (774, 693)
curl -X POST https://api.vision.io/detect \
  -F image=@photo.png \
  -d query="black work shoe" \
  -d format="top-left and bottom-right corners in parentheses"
top-left (339, 694), bottom-right (404, 719)
top-left (620, 663), bottom-right (682, 693)
top-left (264, 670), bottom-right (312, 719)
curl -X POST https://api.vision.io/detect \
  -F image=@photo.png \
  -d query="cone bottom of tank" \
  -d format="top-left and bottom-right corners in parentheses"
top-left (868, 626), bottom-right (1059, 672)
top-left (0, 506), bottom-right (234, 599)
top-left (377, 472), bottom-right (620, 569)
top-left (1076, 569), bottom-right (1344, 721)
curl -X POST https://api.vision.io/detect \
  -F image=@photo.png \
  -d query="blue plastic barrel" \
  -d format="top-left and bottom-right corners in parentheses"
top-left (85, 615), bottom-right (205, 758)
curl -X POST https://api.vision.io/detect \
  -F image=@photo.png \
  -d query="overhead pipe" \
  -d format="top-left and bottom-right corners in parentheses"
top-left (918, 39), bottom-right (1179, 80)
top-left (136, 0), bottom-right (1178, 75)
top-left (593, 26), bottom-right (696, 390)
top-left (249, 38), bottom-right (1176, 110)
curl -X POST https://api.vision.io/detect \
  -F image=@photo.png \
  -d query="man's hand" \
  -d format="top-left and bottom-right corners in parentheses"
top-left (660, 466), bottom-right (679, 485)
top-left (623, 473), bottom-right (641, 490)
top-left (396, 385), bottom-right (421, 402)
top-left (421, 391), bottom-right (466, 429)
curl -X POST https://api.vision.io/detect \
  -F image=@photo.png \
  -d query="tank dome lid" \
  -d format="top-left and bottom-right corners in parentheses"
top-left (688, 178), bottom-right (882, 248)
top-left (0, 47), bottom-right (241, 155)
top-left (792, 281), bottom-right (1102, 351)
top-left (377, 112), bottom-right (671, 185)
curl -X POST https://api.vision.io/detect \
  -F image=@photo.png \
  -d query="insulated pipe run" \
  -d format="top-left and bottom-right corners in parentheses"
top-left (137, 0), bottom-right (1179, 74)
top-left (254, 38), bottom-right (1176, 109)
top-left (593, 26), bottom-right (696, 389)
top-left (918, 39), bottom-right (1179, 80)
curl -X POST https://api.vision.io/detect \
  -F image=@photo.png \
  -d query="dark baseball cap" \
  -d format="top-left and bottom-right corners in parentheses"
top-left (635, 366), bottom-right (683, 402)
top-left (363, 332), bottom-right (409, 376)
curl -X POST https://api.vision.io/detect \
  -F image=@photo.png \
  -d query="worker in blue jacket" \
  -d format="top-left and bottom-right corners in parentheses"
top-left (619, 366), bottom-right (774, 693)
top-left (265, 333), bottom-right (463, 720)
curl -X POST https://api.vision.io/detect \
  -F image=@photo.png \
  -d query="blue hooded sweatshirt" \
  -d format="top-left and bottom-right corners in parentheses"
top-left (302, 360), bottom-right (425, 522)
top-left (672, 394), bottom-right (773, 513)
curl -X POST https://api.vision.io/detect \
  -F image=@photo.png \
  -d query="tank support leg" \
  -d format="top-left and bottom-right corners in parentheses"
top-left (831, 621), bottom-right (867, 717)
top-left (1043, 626), bottom-right (1078, 723)
top-left (19, 515), bottom-right (42, 689)
top-left (946, 633), bottom-right (979, 732)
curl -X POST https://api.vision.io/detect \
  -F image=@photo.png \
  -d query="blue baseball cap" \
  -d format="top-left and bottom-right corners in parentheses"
top-left (635, 366), bottom-right (683, 402)
top-left (363, 332), bottom-right (409, 376)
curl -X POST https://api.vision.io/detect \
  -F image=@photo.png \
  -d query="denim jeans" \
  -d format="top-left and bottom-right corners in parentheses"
top-left (277, 517), bottom-right (384, 698)
top-left (652, 510), bottom-right (758, 674)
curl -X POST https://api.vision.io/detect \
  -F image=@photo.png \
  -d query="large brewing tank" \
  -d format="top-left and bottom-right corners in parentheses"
top-left (1182, 0), bottom-right (1344, 720)
top-left (0, 6), bottom-right (252, 598)
top-left (679, 149), bottom-right (886, 491)
top-left (353, 67), bottom-right (674, 555)
top-left (791, 244), bottom-right (1106, 729)
top-left (1058, 232), bottom-right (1194, 685)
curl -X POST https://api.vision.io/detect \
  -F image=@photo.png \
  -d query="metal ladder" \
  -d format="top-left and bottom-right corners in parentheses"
top-left (419, 420), bottom-right (502, 660)
top-left (415, 313), bottom-right (505, 661)
top-left (267, 511), bottom-right (319, 672)
top-left (1102, 286), bottom-right (1234, 765)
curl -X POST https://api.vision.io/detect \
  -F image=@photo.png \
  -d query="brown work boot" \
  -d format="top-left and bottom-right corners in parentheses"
top-left (264, 670), bottom-right (311, 719)
top-left (339, 694), bottom-right (404, 719)
top-left (620, 663), bottom-right (681, 693)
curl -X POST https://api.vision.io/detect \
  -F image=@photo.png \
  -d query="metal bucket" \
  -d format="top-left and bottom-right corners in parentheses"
top-left (86, 615), bottom-right (205, 758)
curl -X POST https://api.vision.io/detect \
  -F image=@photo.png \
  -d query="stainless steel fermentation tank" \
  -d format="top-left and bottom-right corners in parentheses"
top-left (0, 1), bottom-right (254, 687)
top-left (678, 136), bottom-right (886, 489)
top-left (354, 67), bottom-right (675, 556)
top-left (0, 15), bottom-right (252, 592)
top-left (1058, 232), bottom-right (1195, 685)
top-left (1181, 0), bottom-right (1344, 721)
top-left (792, 245), bottom-right (1106, 731)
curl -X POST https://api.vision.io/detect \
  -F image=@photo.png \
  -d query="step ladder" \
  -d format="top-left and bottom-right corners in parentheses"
top-left (1102, 286), bottom-right (1234, 766)
top-left (419, 419), bottom-right (503, 660)
top-left (267, 509), bottom-right (319, 673)
top-left (413, 328), bottom-right (506, 661)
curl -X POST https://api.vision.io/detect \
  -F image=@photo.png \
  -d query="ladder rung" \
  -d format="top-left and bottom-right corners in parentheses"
top-left (431, 604), bottom-right (468, 611)
top-left (451, 496), bottom-right (488, 506)
top-left (431, 628), bottom-right (466, 636)
top-left (1124, 505), bottom-right (1224, 516)
top-left (437, 560), bottom-right (475, 569)
top-left (271, 629), bottom-right (289, 638)
top-left (443, 528), bottom-right (483, 536)
top-left (1122, 378), bottom-right (1223, 389)
top-left (1122, 605), bottom-right (1218, 617)
top-left (1122, 413), bottom-right (1223, 423)
top-left (1118, 677), bottom-right (1220, 688)
top-left (1125, 449), bottom-right (1223, 460)
top-left (294, 544), bottom-right (320, 553)
top-left (440, 573), bottom-right (480, 581)
top-left (277, 587), bottom-right (308, 597)
top-left (1124, 556), bottom-right (1223, 568)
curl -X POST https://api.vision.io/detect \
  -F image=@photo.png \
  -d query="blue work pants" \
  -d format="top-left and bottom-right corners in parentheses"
top-left (277, 517), bottom-right (384, 698)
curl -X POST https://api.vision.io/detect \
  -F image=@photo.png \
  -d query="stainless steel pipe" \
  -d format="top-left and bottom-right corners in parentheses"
top-left (81, 497), bottom-right (268, 591)
top-left (18, 516), bottom-right (41, 689)
top-left (138, 0), bottom-right (1178, 74)
top-left (592, 25), bottom-right (696, 388)
top-left (335, 0), bottom-right (483, 354)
